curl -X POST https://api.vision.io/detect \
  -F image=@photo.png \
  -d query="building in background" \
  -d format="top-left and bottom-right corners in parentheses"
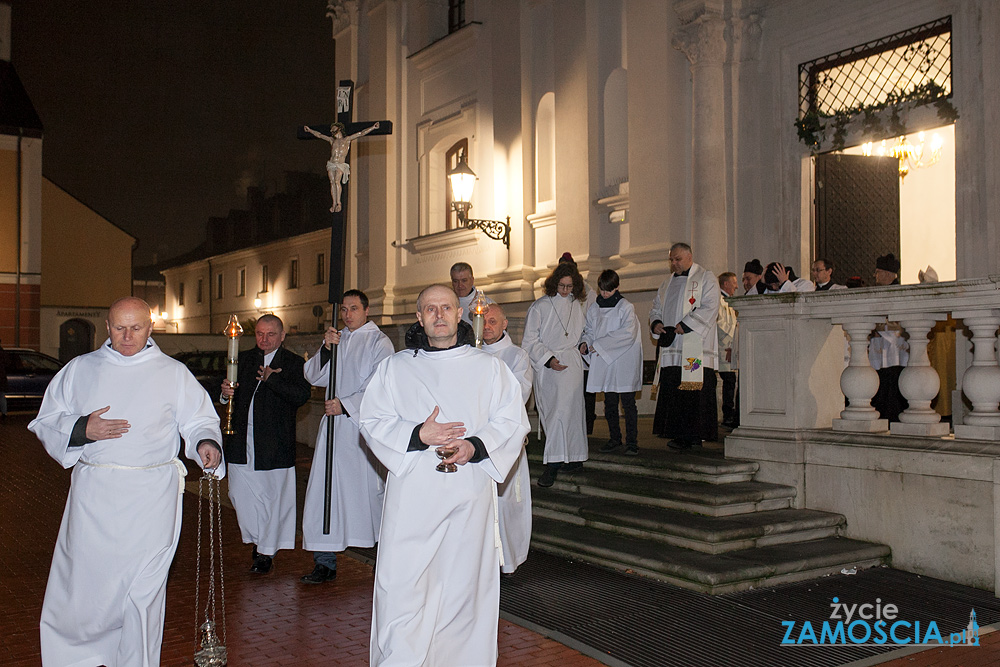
top-left (2, 6), bottom-right (134, 361)
top-left (160, 173), bottom-right (334, 334)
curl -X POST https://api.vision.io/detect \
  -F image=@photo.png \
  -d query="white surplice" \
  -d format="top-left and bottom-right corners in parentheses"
top-left (717, 293), bottom-right (738, 373)
top-left (226, 348), bottom-right (296, 556)
top-left (482, 332), bottom-right (533, 574)
top-left (649, 263), bottom-right (721, 369)
top-left (360, 345), bottom-right (530, 667)
top-left (582, 298), bottom-right (643, 393)
top-left (301, 321), bottom-right (394, 552)
top-left (28, 338), bottom-right (224, 667)
top-left (521, 294), bottom-right (588, 464)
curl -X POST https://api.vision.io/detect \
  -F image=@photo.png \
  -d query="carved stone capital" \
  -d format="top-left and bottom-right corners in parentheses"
top-left (672, 14), bottom-right (727, 66)
top-left (729, 13), bottom-right (762, 63)
top-left (327, 0), bottom-right (359, 35)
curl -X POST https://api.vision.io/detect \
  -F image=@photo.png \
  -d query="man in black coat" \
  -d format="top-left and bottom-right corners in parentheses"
top-left (222, 314), bottom-right (311, 573)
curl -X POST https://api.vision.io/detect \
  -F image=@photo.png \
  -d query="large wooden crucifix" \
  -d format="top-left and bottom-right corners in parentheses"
top-left (298, 79), bottom-right (391, 534)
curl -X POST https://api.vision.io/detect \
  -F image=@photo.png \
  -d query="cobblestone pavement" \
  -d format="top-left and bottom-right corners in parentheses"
top-left (1, 413), bottom-right (600, 667)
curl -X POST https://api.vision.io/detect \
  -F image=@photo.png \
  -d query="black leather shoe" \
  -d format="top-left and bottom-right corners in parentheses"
top-left (561, 461), bottom-right (584, 472)
top-left (667, 439), bottom-right (691, 451)
top-left (538, 466), bottom-right (558, 488)
top-left (300, 564), bottom-right (337, 584)
top-left (624, 446), bottom-right (639, 456)
top-left (250, 554), bottom-right (273, 574)
top-left (599, 441), bottom-right (622, 453)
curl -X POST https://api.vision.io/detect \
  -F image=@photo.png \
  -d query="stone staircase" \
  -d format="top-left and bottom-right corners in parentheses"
top-left (527, 444), bottom-right (891, 595)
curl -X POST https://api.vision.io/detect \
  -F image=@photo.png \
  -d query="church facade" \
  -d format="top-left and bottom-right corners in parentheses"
top-left (323, 0), bottom-right (1000, 593)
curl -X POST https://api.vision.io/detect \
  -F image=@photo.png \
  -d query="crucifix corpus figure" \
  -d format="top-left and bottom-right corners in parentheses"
top-left (303, 121), bottom-right (380, 213)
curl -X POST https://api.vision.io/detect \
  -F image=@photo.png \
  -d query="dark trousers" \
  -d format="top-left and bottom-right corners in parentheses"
top-left (652, 365), bottom-right (718, 445)
top-left (604, 391), bottom-right (639, 446)
top-left (583, 370), bottom-right (596, 433)
top-left (719, 370), bottom-right (738, 426)
top-left (873, 366), bottom-right (908, 423)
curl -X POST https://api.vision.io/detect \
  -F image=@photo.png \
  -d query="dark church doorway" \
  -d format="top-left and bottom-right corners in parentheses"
top-left (814, 153), bottom-right (900, 286)
top-left (59, 318), bottom-right (95, 363)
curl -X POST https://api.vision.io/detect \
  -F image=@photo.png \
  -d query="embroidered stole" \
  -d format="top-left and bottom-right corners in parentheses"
top-left (679, 265), bottom-right (706, 391)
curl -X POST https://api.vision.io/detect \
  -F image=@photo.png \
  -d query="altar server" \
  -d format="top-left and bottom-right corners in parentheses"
top-left (360, 285), bottom-right (530, 667)
top-left (581, 269), bottom-right (643, 455)
top-left (650, 243), bottom-right (721, 449)
top-left (29, 297), bottom-right (223, 667)
top-left (300, 290), bottom-right (394, 583)
top-left (522, 261), bottom-right (589, 487)
top-left (482, 302), bottom-right (533, 574)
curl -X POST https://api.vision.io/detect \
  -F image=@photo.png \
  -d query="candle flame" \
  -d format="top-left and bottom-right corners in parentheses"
top-left (223, 314), bottom-right (243, 338)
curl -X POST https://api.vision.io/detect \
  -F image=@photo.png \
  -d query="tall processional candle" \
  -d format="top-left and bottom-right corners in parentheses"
top-left (222, 315), bottom-right (243, 435)
top-left (470, 289), bottom-right (488, 349)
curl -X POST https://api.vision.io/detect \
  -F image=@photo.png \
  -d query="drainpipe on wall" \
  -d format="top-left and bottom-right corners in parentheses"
top-left (14, 129), bottom-right (22, 347)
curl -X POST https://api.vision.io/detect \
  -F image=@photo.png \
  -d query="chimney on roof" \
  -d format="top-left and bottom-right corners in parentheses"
top-left (0, 3), bottom-right (11, 62)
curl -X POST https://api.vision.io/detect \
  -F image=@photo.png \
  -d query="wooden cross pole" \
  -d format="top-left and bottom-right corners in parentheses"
top-left (298, 79), bottom-right (391, 534)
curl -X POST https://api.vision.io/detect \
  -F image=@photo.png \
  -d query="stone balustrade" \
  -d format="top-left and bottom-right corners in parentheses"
top-left (725, 278), bottom-right (1000, 593)
top-left (728, 277), bottom-right (1000, 441)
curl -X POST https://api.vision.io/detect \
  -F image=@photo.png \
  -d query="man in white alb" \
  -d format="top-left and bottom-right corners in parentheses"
top-left (29, 297), bottom-right (224, 667)
top-left (360, 284), bottom-right (530, 666)
top-left (300, 289), bottom-right (394, 583)
top-left (481, 302), bottom-right (533, 574)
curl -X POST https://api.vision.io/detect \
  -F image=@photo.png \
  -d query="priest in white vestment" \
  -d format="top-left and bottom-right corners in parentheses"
top-left (300, 289), bottom-right (394, 584)
top-left (360, 285), bottom-right (530, 667)
top-left (522, 261), bottom-right (589, 488)
top-left (29, 297), bottom-right (224, 667)
top-left (581, 270), bottom-right (643, 455)
top-left (481, 302), bottom-right (533, 575)
top-left (649, 243), bottom-right (721, 450)
top-left (717, 272), bottom-right (740, 429)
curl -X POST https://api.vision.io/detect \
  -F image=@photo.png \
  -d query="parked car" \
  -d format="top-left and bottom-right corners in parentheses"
top-left (3, 348), bottom-right (64, 411)
top-left (172, 350), bottom-right (227, 402)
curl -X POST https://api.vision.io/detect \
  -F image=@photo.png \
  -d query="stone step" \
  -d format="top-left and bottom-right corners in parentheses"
top-left (529, 461), bottom-right (796, 516)
top-left (534, 486), bottom-right (845, 554)
top-left (528, 446), bottom-right (758, 485)
top-left (530, 516), bottom-right (892, 595)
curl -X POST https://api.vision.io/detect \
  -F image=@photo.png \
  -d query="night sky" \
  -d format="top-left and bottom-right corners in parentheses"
top-left (9, 0), bottom-right (338, 266)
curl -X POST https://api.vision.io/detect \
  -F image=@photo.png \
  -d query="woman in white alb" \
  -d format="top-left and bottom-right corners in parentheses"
top-left (522, 259), bottom-right (589, 487)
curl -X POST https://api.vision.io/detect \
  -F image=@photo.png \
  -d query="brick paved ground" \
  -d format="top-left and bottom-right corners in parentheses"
top-left (6, 409), bottom-right (1000, 667)
top-left (1, 413), bottom-right (601, 667)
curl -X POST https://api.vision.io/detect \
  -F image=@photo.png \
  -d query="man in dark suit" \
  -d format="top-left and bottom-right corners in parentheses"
top-left (222, 314), bottom-right (311, 573)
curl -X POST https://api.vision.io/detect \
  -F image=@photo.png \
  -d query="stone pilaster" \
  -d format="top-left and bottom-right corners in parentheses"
top-left (672, 9), bottom-right (727, 274)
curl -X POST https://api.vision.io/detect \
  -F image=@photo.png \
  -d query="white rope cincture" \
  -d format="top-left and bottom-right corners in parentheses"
top-left (79, 458), bottom-right (186, 494)
top-left (493, 479), bottom-right (504, 568)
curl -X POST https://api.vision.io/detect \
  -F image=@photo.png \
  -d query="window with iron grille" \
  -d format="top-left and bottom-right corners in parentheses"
top-left (448, 0), bottom-right (465, 34)
top-left (799, 17), bottom-right (952, 121)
